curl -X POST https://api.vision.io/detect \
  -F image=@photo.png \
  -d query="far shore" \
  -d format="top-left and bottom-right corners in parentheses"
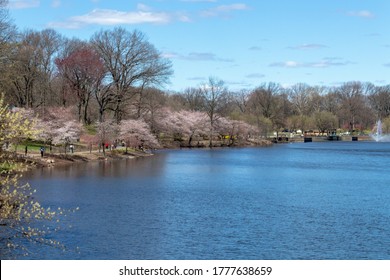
top-left (17, 138), bottom-right (273, 169)
top-left (17, 135), bottom-right (376, 169)
top-left (17, 149), bottom-right (153, 170)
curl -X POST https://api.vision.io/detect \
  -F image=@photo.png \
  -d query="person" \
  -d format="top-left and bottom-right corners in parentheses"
top-left (40, 146), bottom-right (45, 157)
top-left (70, 144), bottom-right (74, 153)
top-left (25, 145), bottom-right (28, 156)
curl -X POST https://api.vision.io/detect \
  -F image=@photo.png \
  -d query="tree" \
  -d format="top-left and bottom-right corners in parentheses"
top-left (335, 81), bottom-right (373, 131)
top-left (249, 82), bottom-right (281, 119)
top-left (232, 89), bottom-right (250, 114)
top-left (138, 87), bottom-right (166, 132)
top-left (0, 94), bottom-right (68, 256)
top-left (248, 82), bottom-right (290, 133)
top-left (369, 85), bottom-right (390, 120)
top-left (0, 0), bottom-right (15, 70)
top-left (91, 27), bottom-right (173, 123)
top-left (96, 120), bottom-right (118, 156)
top-left (199, 77), bottom-right (230, 147)
top-left (119, 119), bottom-right (160, 151)
top-left (214, 117), bottom-right (259, 146)
top-left (7, 29), bottom-right (62, 110)
top-left (286, 114), bottom-right (313, 134)
top-left (35, 106), bottom-right (82, 153)
top-left (0, 95), bottom-right (36, 155)
top-left (314, 111), bottom-right (338, 134)
top-left (155, 109), bottom-right (209, 147)
top-left (55, 46), bottom-right (106, 124)
top-left (182, 87), bottom-right (204, 111)
top-left (288, 83), bottom-right (313, 116)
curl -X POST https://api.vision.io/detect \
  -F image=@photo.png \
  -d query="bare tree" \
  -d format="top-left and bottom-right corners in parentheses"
top-left (0, 0), bottom-right (15, 61)
top-left (232, 89), bottom-right (250, 114)
top-left (199, 77), bottom-right (230, 147)
top-left (335, 81), bottom-right (373, 131)
top-left (7, 29), bottom-right (62, 109)
top-left (288, 83), bottom-right (313, 116)
top-left (55, 46), bottom-right (106, 124)
top-left (139, 87), bottom-right (166, 133)
top-left (182, 87), bottom-right (204, 111)
top-left (91, 27), bottom-right (172, 123)
top-left (369, 85), bottom-right (390, 120)
top-left (249, 82), bottom-right (281, 119)
top-left (248, 82), bottom-right (290, 133)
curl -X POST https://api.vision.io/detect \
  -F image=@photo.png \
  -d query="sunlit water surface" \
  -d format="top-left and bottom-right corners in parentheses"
top-left (11, 142), bottom-right (390, 259)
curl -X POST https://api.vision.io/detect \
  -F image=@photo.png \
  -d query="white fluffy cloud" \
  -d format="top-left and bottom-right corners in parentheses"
top-left (200, 3), bottom-right (250, 17)
top-left (347, 10), bottom-right (375, 18)
top-left (269, 58), bottom-right (354, 68)
top-left (8, 0), bottom-right (40, 9)
top-left (49, 8), bottom-right (172, 28)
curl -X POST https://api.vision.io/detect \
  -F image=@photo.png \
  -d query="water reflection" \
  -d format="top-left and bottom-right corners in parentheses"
top-left (15, 143), bottom-right (390, 259)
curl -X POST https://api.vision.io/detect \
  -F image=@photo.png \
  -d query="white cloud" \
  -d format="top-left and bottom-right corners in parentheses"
top-left (51, 0), bottom-right (61, 8)
top-left (49, 8), bottom-right (172, 28)
top-left (246, 73), bottom-right (265, 79)
top-left (270, 60), bottom-right (301, 68)
top-left (188, 76), bottom-right (207, 81)
top-left (181, 0), bottom-right (217, 2)
top-left (347, 10), bottom-right (375, 18)
top-left (163, 51), bottom-right (234, 62)
top-left (48, 4), bottom-right (196, 29)
top-left (9, 0), bottom-right (40, 9)
top-left (201, 3), bottom-right (250, 17)
top-left (137, 3), bottom-right (152, 12)
top-left (288, 43), bottom-right (328, 50)
top-left (269, 58), bottom-right (354, 68)
top-left (74, 9), bottom-right (170, 25)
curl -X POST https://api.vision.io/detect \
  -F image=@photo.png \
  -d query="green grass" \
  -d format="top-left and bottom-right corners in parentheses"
top-left (15, 140), bottom-right (46, 153)
top-left (84, 124), bottom-right (97, 135)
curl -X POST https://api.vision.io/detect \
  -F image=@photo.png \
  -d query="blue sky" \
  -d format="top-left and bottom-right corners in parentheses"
top-left (8, 0), bottom-right (390, 91)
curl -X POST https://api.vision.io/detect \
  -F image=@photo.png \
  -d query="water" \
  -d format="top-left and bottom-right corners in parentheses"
top-left (10, 142), bottom-right (390, 259)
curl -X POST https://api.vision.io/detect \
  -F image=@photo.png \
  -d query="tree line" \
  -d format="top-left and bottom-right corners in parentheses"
top-left (1, 0), bottom-right (390, 256)
top-left (1, 0), bottom-right (390, 150)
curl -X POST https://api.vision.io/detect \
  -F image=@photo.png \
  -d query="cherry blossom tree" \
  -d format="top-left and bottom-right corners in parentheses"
top-left (96, 120), bottom-right (119, 156)
top-left (155, 109), bottom-right (209, 147)
top-left (215, 117), bottom-right (259, 146)
top-left (35, 107), bottom-right (82, 153)
top-left (119, 119), bottom-right (160, 151)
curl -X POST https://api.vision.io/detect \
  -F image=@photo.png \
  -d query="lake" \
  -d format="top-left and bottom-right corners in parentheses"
top-left (13, 142), bottom-right (390, 259)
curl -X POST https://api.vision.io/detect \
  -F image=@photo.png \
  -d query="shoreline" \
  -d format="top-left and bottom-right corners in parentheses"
top-left (20, 138), bottom-right (273, 169)
top-left (19, 135), bottom-right (375, 170)
top-left (20, 149), bottom-right (153, 169)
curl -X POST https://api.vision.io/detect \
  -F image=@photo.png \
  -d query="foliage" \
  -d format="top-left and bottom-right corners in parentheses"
top-left (55, 46), bottom-right (106, 124)
top-left (314, 111), bottom-right (338, 133)
top-left (96, 120), bottom-right (119, 150)
top-left (155, 109), bottom-right (209, 146)
top-left (35, 106), bottom-right (82, 152)
top-left (381, 117), bottom-right (390, 134)
top-left (0, 95), bottom-right (73, 257)
top-left (119, 119), bottom-right (160, 150)
top-left (0, 0), bottom-right (387, 138)
top-left (0, 95), bottom-right (36, 154)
